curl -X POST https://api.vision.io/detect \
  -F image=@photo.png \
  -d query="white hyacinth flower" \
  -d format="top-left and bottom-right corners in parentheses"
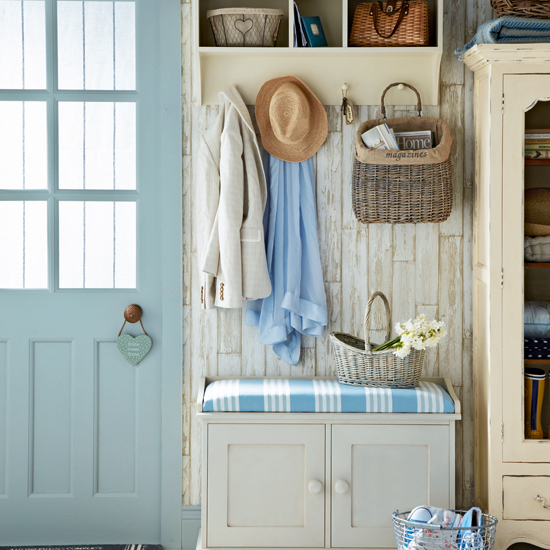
top-left (392, 314), bottom-right (446, 357)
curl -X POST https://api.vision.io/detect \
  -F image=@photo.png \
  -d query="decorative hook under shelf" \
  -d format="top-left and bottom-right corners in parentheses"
top-left (341, 83), bottom-right (355, 125)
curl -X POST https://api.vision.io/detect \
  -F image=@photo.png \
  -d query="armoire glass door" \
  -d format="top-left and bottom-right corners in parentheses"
top-left (503, 74), bottom-right (550, 463)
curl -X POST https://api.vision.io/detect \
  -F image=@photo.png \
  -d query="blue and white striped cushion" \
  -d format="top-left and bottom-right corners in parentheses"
top-left (203, 379), bottom-right (455, 413)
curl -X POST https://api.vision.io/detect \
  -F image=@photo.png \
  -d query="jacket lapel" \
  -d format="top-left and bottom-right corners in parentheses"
top-left (218, 86), bottom-right (262, 156)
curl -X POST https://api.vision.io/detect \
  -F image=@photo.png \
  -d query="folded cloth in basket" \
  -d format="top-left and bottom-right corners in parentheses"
top-left (406, 506), bottom-right (463, 550)
top-left (202, 379), bottom-right (455, 413)
top-left (406, 506), bottom-right (483, 550)
top-left (456, 16), bottom-right (550, 58)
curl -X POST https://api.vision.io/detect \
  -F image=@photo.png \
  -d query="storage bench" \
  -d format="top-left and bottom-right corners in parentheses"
top-left (197, 376), bottom-right (461, 550)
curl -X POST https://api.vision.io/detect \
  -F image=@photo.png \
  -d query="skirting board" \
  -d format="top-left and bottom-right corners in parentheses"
top-left (182, 506), bottom-right (201, 549)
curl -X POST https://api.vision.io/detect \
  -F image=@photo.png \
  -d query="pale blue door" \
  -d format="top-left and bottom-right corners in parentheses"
top-left (0, 0), bottom-right (182, 545)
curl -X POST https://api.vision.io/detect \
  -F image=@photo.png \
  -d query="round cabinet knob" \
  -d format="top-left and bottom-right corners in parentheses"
top-left (334, 480), bottom-right (350, 494)
top-left (308, 480), bottom-right (323, 494)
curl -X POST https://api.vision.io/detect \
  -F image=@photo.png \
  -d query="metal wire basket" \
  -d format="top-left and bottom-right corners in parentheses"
top-left (392, 509), bottom-right (498, 550)
top-left (207, 8), bottom-right (284, 47)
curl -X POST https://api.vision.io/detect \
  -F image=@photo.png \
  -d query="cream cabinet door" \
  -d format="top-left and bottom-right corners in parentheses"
top-left (207, 423), bottom-right (325, 548)
top-left (331, 424), bottom-right (451, 548)
top-left (502, 74), bottom-right (550, 463)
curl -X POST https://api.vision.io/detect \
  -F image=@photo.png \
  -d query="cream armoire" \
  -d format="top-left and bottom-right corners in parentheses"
top-left (464, 44), bottom-right (550, 549)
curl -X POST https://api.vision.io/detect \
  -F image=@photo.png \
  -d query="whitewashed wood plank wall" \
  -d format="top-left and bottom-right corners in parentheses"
top-left (181, 0), bottom-right (493, 507)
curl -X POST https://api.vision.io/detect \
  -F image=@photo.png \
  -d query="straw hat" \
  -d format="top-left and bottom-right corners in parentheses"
top-left (526, 188), bottom-right (550, 236)
top-left (255, 76), bottom-right (327, 163)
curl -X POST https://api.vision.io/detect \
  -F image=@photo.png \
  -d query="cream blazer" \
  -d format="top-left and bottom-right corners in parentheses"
top-left (196, 86), bottom-right (271, 309)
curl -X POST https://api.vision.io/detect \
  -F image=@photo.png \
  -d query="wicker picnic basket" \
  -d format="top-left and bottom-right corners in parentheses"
top-left (349, 0), bottom-right (429, 47)
top-left (330, 291), bottom-right (425, 388)
top-left (491, 0), bottom-right (550, 18)
top-left (352, 82), bottom-right (452, 224)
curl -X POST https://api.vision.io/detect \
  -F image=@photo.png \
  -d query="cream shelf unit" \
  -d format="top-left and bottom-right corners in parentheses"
top-left (464, 44), bottom-right (550, 550)
top-left (197, 376), bottom-right (460, 550)
top-left (193, 0), bottom-right (443, 105)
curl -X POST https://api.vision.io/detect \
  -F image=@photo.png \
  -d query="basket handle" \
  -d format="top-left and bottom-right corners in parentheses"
top-left (380, 82), bottom-right (422, 119)
top-left (369, 1), bottom-right (409, 40)
top-left (364, 291), bottom-right (391, 352)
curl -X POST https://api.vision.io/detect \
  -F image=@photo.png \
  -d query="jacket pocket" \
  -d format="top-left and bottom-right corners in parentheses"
top-left (240, 227), bottom-right (262, 243)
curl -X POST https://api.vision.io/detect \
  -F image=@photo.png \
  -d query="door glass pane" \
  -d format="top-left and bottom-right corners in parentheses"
top-left (0, 0), bottom-right (46, 89)
top-left (0, 101), bottom-right (47, 190)
top-left (59, 201), bottom-right (136, 288)
top-left (57, 1), bottom-right (136, 91)
top-left (58, 102), bottom-right (136, 190)
top-left (0, 201), bottom-right (48, 289)
top-left (524, 102), bottom-right (550, 440)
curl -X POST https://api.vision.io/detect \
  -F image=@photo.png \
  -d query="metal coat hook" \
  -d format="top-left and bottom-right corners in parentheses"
top-left (342, 83), bottom-right (349, 99)
top-left (341, 83), bottom-right (355, 125)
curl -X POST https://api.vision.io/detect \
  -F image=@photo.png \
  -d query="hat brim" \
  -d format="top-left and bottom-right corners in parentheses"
top-left (255, 75), bottom-right (328, 163)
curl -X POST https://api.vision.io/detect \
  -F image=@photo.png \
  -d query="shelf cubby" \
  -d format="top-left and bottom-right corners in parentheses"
top-left (198, 0), bottom-right (290, 48)
top-left (295, 0), bottom-right (342, 48)
top-left (193, 0), bottom-right (443, 105)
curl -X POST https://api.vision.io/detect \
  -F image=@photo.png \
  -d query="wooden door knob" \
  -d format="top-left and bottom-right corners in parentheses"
top-left (335, 480), bottom-right (349, 494)
top-left (308, 480), bottom-right (323, 494)
top-left (124, 304), bottom-right (143, 323)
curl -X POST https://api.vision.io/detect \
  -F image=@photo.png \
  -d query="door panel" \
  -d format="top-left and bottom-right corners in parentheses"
top-left (502, 74), bottom-right (550, 463)
top-left (207, 424), bottom-right (325, 548)
top-left (95, 341), bottom-right (137, 495)
top-left (30, 340), bottom-right (73, 495)
top-left (0, 341), bottom-right (6, 496)
top-left (332, 424), bottom-right (450, 548)
top-left (0, 0), bottom-right (182, 544)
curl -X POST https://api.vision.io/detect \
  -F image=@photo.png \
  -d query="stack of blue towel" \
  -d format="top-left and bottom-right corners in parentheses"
top-left (456, 16), bottom-right (550, 58)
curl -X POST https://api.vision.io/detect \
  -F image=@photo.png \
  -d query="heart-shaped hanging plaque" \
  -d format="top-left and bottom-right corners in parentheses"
top-left (117, 334), bottom-right (152, 366)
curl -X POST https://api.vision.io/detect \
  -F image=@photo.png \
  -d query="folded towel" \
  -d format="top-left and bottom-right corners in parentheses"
top-left (525, 337), bottom-right (550, 359)
top-left (458, 507), bottom-right (483, 550)
top-left (525, 301), bottom-right (550, 338)
top-left (456, 16), bottom-right (550, 58)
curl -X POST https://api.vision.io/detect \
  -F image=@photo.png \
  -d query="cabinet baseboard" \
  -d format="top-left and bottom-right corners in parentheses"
top-left (182, 505), bottom-right (201, 549)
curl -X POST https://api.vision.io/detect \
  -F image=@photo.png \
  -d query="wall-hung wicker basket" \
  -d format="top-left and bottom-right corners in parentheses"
top-left (207, 8), bottom-right (284, 47)
top-left (491, 0), bottom-right (550, 18)
top-left (352, 82), bottom-right (453, 224)
top-left (330, 291), bottom-right (425, 388)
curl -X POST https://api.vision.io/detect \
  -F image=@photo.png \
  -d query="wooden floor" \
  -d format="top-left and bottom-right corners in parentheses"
top-left (180, 0), bottom-right (492, 509)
